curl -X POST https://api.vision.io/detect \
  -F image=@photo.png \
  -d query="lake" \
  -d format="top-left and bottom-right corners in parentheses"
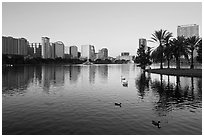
top-left (2, 64), bottom-right (202, 135)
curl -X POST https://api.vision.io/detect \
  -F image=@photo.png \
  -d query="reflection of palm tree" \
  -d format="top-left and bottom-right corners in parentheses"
top-left (150, 29), bottom-right (172, 69)
top-left (135, 72), bottom-right (150, 99)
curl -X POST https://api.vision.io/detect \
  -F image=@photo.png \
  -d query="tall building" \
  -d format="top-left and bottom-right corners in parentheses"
top-left (81, 45), bottom-right (96, 60)
top-left (98, 48), bottom-right (108, 60)
top-left (54, 41), bottom-right (64, 58)
top-left (177, 24), bottom-right (199, 58)
top-left (35, 43), bottom-right (42, 58)
top-left (69, 46), bottom-right (78, 58)
top-left (50, 43), bottom-right (55, 59)
top-left (177, 24), bottom-right (199, 38)
top-left (41, 37), bottom-right (50, 59)
top-left (18, 38), bottom-right (28, 56)
top-left (139, 38), bottom-right (147, 49)
top-left (2, 36), bottom-right (28, 56)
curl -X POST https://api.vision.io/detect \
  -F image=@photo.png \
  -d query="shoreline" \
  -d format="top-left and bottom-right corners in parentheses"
top-left (145, 68), bottom-right (202, 78)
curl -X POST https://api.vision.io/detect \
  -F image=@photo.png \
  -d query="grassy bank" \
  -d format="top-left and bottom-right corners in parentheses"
top-left (145, 68), bottom-right (202, 78)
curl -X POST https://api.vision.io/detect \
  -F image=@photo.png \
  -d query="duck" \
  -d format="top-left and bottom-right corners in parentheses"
top-left (122, 79), bottom-right (128, 86)
top-left (152, 120), bottom-right (161, 128)
top-left (115, 102), bottom-right (122, 107)
top-left (121, 76), bottom-right (126, 80)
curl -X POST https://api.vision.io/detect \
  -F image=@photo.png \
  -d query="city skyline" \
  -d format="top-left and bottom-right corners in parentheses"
top-left (2, 2), bottom-right (202, 57)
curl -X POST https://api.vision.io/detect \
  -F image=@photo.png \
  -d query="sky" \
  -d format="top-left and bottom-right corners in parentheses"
top-left (2, 2), bottom-right (202, 57)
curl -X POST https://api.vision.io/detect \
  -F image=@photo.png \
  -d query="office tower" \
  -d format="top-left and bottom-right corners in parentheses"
top-left (35, 43), bottom-right (42, 58)
top-left (139, 38), bottom-right (147, 50)
top-left (81, 45), bottom-right (96, 60)
top-left (18, 38), bottom-right (28, 56)
top-left (2, 36), bottom-right (28, 56)
top-left (41, 37), bottom-right (50, 59)
top-left (98, 48), bottom-right (108, 60)
top-left (69, 46), bottom-right (78, 59)
top-left (177, 24), bottom-right (199, 38)
top-left (54, 41), bottom-right (64, 58)
top-left (50, 43), bottom-right (55, 59)
top-left (28, 43), bottom-right (34, 56)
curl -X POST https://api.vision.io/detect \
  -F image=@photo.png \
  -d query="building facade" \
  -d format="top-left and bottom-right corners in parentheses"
top-left (81, 45), bottom-right (96, 60)
top-left (54, 41), bottom-right (64, 58)
top-left (2, 36), bottom-right (28, 56)
top-left (116, 52), bottom-right (133, 61)
top-left (177, 24), bottom-right (199, 38)
top-left (139, 38), bottom-right (147, 50)
top-left (69, 46), bottom-right (78, 58)
top-left (98, 48), bottom-right (108, 60)
top-left (41, 37), bottom-right (51, 59)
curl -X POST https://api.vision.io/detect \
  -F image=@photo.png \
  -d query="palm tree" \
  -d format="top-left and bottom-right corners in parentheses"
top-left (170, 36), bottom-right (189, 69)
top-left (163, 33), bottom-right (173, 68)
top-left (186, 36), bottom-right (201, 69)
top-left (196, 39), bottom-right (202, 63)
top-left (150, 29), bottom-right (172, 69)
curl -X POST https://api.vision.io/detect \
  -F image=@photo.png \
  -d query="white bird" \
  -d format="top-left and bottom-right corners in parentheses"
top-left (122, 79), bottom-right (128, 87)
top-left (121, 76), bottom-right (126, 80)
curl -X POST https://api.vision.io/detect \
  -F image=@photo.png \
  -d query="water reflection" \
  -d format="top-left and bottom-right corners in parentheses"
top-left (41, 66), bottom-right (65, 93)
top-left (135, 71), bottom-right (151, 99)
top-left (97, 65), bottom-right (108, 81)
top-left (151, 74), bottom-right (202, 116)
top-left (2, 66), bottom-right (34, 95)
top-left (68, 66), bottom-right (81, 84)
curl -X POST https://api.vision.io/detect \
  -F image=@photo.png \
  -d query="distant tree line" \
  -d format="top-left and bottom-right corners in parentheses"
top-left (2, 54), bottom-right (132, 65)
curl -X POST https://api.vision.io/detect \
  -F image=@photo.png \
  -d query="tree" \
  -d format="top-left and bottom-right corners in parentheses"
top-left (170, 36), bottom-right (189, 69)
top-left (196, 39), bottom-right (202, 63)
top-left (150, 29), bottom-right (172, 69)
top-left (163, 33), bottom-right (173, 68)
top-left (135, 44), bottom-right (152, 69)
top-left (186, 36), bottom-right (201, 69)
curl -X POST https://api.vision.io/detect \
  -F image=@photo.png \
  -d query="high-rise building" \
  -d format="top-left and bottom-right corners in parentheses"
top-left (35, 43), bottom-right (42, 58)
top-left (177, 24), bottom-right (199, 38)
top-left (177, 24), bottom-right (199, 58)
top-left (50, 43), bottom-right (55, 59)
top-left (139, 38), bottom-right (147, 49)
top-left (81, 45), bottom-right (96, 60)
top-left (54, 41), bottom-right (64, 58)
top-left (2, 36), bottom-right (28, 56)
top-left (41, 37), bottom-right (50, 59)
top-left (69, 46), bottom-right (78, 58)
top-left (18, 38), bottom-right (28, 56)
top-left (98, 48), bottom-right (108, 60)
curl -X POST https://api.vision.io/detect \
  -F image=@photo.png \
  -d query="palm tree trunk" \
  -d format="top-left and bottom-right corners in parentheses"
top-left (167, 58), bottom-right (170, 69)
top-left (160, 47), bottom-right (163, 69)
top-left (176, 57), bottom-right (180, 69)
top-left (190, 50), bottom-right (194, 69)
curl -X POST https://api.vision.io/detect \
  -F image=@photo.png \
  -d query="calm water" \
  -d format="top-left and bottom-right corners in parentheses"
top-left (2, 64), bottom-right (202, 135)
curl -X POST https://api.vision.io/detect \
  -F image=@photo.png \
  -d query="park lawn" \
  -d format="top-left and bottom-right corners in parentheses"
top-left (146, 68), bottom-right (202, 77)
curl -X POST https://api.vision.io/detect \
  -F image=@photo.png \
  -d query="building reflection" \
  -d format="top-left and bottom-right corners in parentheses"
top-left (97, 65), bottom-right (108, 82)
top-left (2, 66), bottom-right (35, 95)
top-left (89, 66), bottom-right (96, 84)
top-left (121, 64), bottom-right (130, 76)
top-left (69, 66), bottom-right (81, 84)
top-left (41, 66), bottom-right (65, 93)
